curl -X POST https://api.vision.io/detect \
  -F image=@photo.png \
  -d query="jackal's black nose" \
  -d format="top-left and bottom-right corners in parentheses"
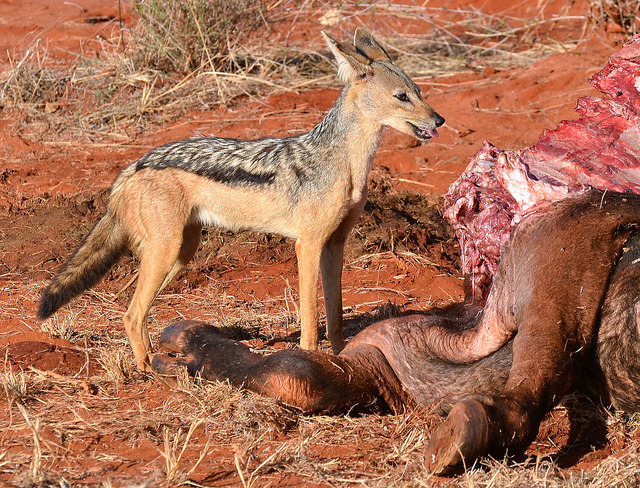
top-left (434, 113), bottom-right (445, 127)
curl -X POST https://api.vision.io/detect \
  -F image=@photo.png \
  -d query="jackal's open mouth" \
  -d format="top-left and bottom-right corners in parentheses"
top-left (411, 123), bottom-right (440, 140)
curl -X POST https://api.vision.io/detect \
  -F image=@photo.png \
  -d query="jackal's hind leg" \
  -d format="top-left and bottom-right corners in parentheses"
top-left (124, 225), bottom-right (201, 371)
top-left (158, 224), bottom-right (202, 291)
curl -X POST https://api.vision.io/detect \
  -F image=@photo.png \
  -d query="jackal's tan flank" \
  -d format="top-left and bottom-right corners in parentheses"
top-left (38, 28), bottom-right (445, 370)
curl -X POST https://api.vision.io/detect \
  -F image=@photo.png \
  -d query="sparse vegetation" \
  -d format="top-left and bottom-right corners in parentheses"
top-left (0, 42), bottom-right (68, 108)
top-left (40, 310), bottom-right (80, 340)
top-left (16, 403), bottom-right (45, 486)
top-left (1, 0), bottom-right (595, 139)
top-left (161, 419), bottom-right (210, 484)
top-left (589, 0), bottom-right (640, 34)
top-left (130, 0), bottom-right (266, 75)
top-left (97, 347), bottom-right (134, 386)
top-left (1, 370), bottom-right (36, 404)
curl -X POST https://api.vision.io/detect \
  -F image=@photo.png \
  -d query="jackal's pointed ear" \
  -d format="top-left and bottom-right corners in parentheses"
top-left (322, 31), bottom-right (373, 83)
top-left (354, 27), bottom-right (392, 62)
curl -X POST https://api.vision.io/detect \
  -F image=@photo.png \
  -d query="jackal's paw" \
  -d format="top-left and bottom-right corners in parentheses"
top-left (424, 395), bottom-right (491, 475)
top-left (138, 358), bottom-right (154, 374)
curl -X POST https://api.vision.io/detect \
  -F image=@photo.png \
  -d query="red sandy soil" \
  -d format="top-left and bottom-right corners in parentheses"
top-left (0, 0), bottom-right (637, 486)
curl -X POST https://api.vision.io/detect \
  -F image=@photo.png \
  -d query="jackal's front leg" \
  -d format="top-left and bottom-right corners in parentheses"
top-left (320, 199), bottom-right (368, 353)
top-left (321, 240), bottom-right (345, 354)
top-left (295, 238), bottom-right (323, 350)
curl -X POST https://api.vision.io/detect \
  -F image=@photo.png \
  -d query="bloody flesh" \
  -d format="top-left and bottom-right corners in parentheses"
top-left (444, 34), bottom-right (640, 303)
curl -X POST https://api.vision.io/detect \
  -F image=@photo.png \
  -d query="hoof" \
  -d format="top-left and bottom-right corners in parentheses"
top-left (152, 320), bottom-right (211, 378)
top-left (151, 352), bottom-right (188, 377)
top-left (152, 319), bottom-right (251, 382)
top-left (158, 320), bottom-right (204, 352)
top-left (425, 396), bottom-right (490, 475)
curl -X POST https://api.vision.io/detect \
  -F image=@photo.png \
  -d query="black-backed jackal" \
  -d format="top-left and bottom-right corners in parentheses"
top-left (38, 28), bottom-right (445, 370)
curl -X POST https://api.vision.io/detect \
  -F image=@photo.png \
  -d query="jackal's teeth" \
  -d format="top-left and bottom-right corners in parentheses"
top-left (412, 123), bottom-right (439, 140)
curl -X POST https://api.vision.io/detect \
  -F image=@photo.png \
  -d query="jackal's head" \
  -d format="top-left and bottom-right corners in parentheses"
top-left (322, 28), bottom-right (445, 140)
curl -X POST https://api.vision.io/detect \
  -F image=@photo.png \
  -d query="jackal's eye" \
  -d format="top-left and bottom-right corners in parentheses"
top-left (394, 93), bottom-right (410, 102)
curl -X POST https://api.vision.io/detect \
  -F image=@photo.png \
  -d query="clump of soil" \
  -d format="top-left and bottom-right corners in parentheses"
top-left (354, 172), bottom-right (459, 274)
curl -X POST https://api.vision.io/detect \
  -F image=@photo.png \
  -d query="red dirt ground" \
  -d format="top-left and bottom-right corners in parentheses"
top-left (1, 0), bottom-right (638, 486)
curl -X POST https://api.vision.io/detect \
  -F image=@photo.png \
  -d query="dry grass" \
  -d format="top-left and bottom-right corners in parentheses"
top-left (2, 316), bottom-right (640, 486)
top-left (1, 370), bottom-right (38, 405)
top-left (161, 419), bottom-right (210, 484)
top-left (96, 347), bottom-right (134, 386)
top-left (39, 311), bottom-right (80, 341)
top-left (130, 0), bottom-right (267, 75)
top-left (0, 41), bottom-right (68, 109)
top-left (589, 0), bottom-right (640, 34)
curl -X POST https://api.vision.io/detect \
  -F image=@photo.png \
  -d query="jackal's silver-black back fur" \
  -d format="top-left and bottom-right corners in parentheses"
top-left (134, 90), bottom-right (350, 200)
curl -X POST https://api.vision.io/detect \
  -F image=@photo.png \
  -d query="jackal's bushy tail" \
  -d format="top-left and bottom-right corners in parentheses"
top-left (38, 211), bottom-right (128, 319)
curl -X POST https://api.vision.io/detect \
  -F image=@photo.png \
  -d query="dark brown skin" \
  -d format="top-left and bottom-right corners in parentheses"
top-left (424, 190), bottom-right (640, 473)
top-left (589, 227), bottom-right (640, 413)
top-left (152, 190), bottom-right (640, 475)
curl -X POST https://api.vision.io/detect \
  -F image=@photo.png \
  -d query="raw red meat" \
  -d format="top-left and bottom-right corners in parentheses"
top-left (444, 34), bottom-right (640, 303)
